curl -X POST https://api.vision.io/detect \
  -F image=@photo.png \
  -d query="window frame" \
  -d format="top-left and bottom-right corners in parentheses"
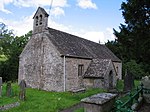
top-left (78, 64), bottom-right (84, 77)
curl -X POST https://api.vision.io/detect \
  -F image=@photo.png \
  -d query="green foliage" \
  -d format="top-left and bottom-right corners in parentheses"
top-left (0, 83), bottom-right (105, 112)
top-left (115, 80), bottom-right (141, 110)
top-left (105, 40), bottom-right (124, 60)
top-left (106, 0), bottom-right (150, 76)
top-left (123, 60), bottom-right (145, 79)
top-left (0, 22), bottom-right (13, 37)
top-left (134, 80), bottom-right (141, 87)
top-left (0, 23), bottom-right (31, 81)
top-left (0, 55), bottom-right (7, 61)
top-left (116, 80), bottom-right (124, 91)
top-left (116, 80), bottom-right (140, 92)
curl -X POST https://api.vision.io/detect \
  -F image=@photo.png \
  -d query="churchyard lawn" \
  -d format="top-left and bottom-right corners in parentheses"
top-left (116, 80), bottom-right (141, 103)
top-left (1, 80), bottom-right (140, 111)
top-left (0, 83), bottom-right (105, 112)
top-left (0, 83), bottom-right (18, 106)
top-left (116, 80), bottom-right (140, 91)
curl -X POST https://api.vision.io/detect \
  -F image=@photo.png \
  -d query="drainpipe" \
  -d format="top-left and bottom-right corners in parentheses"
top-left (63, 56), bottom-right (66, 91)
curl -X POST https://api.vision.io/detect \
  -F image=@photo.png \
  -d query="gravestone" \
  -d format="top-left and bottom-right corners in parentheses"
top-left (142, 76), bottom-right (150, 103)
top-left (81, 93), bottom-right (117, 112)
top-left (19, 80), bottom-right (26, 101)
top-left (124, 69), bottom-right (134, 92)
top-left (6, 81), bottom-right (12, 97)
top-left (0, 77), bottom-right (2, 97)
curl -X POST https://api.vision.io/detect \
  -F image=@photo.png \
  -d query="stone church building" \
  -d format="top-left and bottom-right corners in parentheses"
top-left (18, 7), bottom-right (122, 92)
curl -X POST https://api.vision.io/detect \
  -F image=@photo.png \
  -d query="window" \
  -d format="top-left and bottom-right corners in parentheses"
top-left (39, 15), bottom-right (42, 25)
top-left (36, 16), bottom-right (38, 26)
top-left (78, 64), bottom-right (84, 76)
top-left (116, 66), bottom-right (118, 76)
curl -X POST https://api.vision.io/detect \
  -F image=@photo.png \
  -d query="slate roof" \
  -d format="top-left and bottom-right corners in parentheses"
top-left (84, 59), bottom-right (111, 78)
top-left (47, 28), bottom-right (121, 62)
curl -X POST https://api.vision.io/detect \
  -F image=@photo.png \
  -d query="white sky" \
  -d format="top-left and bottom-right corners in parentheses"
top-left (0, 0), bottom-right (125, 43)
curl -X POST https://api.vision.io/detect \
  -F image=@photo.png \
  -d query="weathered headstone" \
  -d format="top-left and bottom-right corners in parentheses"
top-left (19, 80), bottom-right (26, 101)
top-left (0, 77), bottom-right (2, 97)
top-left (142, 76), bottom-right (150, 103)
top-left (124, 69), bottom-right (134, 91)
top-left (6, 81), bottom-right (12, 97)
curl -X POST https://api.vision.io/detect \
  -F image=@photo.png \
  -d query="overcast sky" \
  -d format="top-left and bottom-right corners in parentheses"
top-left (0, 0), bottom-right (125, 43)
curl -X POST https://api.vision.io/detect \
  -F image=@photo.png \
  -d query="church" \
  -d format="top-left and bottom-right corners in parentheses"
top-left (18, 7), bottom-right (122, 92)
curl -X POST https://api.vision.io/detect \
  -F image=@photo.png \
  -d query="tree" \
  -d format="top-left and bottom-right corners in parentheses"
top-left (0, 22), bottom-right (31, 81)
top-left (0, 22), bottom-right (14, 38)
top-left (113, 0), bottom-right (150, 74)
top-left (105, 40), bottom-right (125, 61)
top-left (124, 60), bottom-right (145, 79)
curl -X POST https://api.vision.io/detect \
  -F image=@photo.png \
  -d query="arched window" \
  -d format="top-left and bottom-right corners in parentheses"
top-left (39, 15), bottom-right (42, 25)
top-left (36, 16), bottom-right (38, 26)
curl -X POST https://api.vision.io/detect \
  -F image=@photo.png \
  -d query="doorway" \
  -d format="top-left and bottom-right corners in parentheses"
top-left (109, 70), bottom-right (113, 89)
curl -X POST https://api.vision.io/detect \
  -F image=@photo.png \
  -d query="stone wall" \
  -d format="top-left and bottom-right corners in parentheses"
top-left (142, 76), bottom-right (150, 103)
top-left (65, 57), bottom-right (91, 91)
top-left (104, 60), bottom-right (117, 89)
top-left (83, 78), bottom-right (104, 89)
top-left (19, 30), bottom-right (119, 92)
top-left (84, 61), bottom-right (117, 89)
top-left (33, 8), bottom-right (48, 34)
top-left (113, 62), bottom-right (122, 80)
top-left (19, 32), bottom-right (64, 92)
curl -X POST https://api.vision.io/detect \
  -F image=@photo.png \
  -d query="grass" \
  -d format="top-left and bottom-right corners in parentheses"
top-left (113, 80), bottom-right (142, 112)
top-left (116, 80), bottom-right (141, 103)
top-left (116, 80), bottom-right (141, 92)
top-left (135, 80), bottom-right (141, 87)
top-left (74, 108), bottom-right (84, 112)
top-left (1, 83), bottom-right (105, 112)
top-left (116, 80), bottom-right (124, 91)
top-left (0, 83), bottom-right (19, 106)
top-left (1, 80), bottom-right (141, 111)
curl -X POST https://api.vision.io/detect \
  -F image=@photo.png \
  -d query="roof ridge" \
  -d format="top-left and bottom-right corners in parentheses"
top-left (48, 27), bottom-right (105, 46)
top-left (33, 7), bottom-right (49, 19)
top-left (47, 27), bottom-right (121, 62)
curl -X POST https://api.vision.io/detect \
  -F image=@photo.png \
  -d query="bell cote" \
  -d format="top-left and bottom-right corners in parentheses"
top-left (33, 7), bottom-right (49, 34)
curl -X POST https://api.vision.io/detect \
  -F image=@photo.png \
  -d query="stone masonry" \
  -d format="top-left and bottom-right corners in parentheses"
top-left (18, 7), bottom-right (122, 92)
top-left (65, 57), bottom-right (91, 91)
top-left (19, 33), bottom-right (64, 91)
top-left (81, 93), bottom-right (117, 112)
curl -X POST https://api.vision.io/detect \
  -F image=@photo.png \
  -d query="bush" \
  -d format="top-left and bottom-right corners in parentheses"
top-left (123, 60), bottom-right (145, 79)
